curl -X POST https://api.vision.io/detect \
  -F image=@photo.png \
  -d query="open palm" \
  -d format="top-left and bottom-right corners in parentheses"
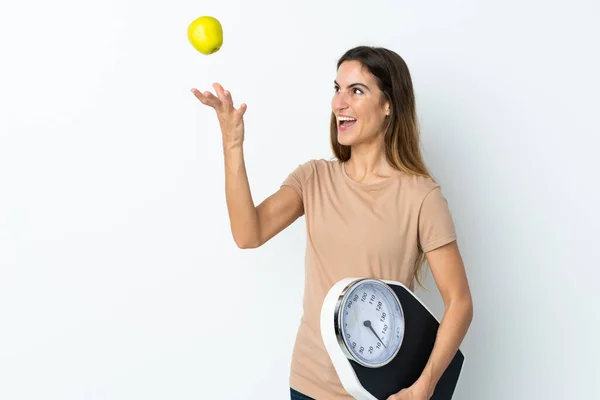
top-left (191, 82), bottom-right (247, 148)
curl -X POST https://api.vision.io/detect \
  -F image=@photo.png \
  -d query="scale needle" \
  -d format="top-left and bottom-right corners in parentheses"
top-left (363, 320), bottom-right (386, 349)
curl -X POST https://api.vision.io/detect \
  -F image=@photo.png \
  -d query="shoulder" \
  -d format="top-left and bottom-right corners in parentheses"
top-left (397, 171), bottom-right (441, 199)
top-left (302, 157), bottom-right (337, 169)
top-left (289, 158), bottom-right (337, 179)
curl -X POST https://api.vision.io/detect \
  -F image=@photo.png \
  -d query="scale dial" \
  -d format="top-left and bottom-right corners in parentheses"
top-left (335, 279), bottom-right (405, 368)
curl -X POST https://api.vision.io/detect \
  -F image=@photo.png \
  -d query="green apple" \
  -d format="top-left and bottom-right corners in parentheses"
top-left (187, 16), bottom-right (223, 55)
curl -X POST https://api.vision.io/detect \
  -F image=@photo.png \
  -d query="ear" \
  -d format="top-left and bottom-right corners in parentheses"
top-left (383, 97), bottom-right (391, 116)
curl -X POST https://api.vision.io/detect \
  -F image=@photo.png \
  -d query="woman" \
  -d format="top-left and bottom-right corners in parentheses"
top-left (191, 46), bottom-right (473, 400)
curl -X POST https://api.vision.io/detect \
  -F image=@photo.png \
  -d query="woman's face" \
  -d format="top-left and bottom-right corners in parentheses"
top-left (332, 60), bottom-right (390, 147)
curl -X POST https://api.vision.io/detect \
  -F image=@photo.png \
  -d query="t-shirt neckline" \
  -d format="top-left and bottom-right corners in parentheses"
top-left (339, 161), bottom-right (397, 190)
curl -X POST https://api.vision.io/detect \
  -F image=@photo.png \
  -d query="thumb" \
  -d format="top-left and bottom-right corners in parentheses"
top-left (237, 103), bottom-right (248, 117)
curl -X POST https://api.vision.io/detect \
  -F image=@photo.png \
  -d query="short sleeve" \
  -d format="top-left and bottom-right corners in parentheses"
top-left (281, 160), bottom-right (314, 201)
top-left (418, 186), bottom-right (457, 252)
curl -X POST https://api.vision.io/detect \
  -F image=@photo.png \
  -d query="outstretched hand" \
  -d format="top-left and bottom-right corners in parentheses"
top-left (191, 83), bottom-right (247, 148)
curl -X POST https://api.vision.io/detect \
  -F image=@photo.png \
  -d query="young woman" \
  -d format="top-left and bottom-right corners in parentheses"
top-left (191, 45), bottom-right (473, 400)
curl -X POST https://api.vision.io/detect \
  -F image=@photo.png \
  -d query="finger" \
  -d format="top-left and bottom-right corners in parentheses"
top-left (191, 88), bottom-right (210, 105)
top-left (236, 102), bottom-right (248, 118)
top-left (213, 84), bottom-right (234, 111)
top-left (203, 90), bottom-right (221, 108)
top-left (222, 89), bottom-right (234, 108)
top-left (212, 83), bottom-right (229, 104)
top-left (191, 88), bottom-right (218, 108)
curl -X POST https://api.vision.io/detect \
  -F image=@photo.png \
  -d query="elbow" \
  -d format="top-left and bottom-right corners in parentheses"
top-left (461, 295), bottom-right (474, 325)
top-left (447, 293), bottom-right (474, 325)
top-left (465, 299), bottom-right (474, 326)
top-left (231, 220), bottom-right (262, 249)
top-left (233, 234), bottom-right (261, 249)
top-left (235, 240), bottom-right (258, 249)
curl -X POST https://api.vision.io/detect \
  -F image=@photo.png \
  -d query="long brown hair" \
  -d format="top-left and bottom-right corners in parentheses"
top-left (329, 45), bottom-right (433, 287)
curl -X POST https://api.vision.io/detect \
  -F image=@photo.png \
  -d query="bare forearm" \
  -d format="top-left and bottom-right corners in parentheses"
top-left (223, 143), bottom-right (260, 248)
top-left (415, 297), bottom-right (473, 397)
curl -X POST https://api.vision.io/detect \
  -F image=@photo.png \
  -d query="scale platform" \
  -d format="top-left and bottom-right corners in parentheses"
top-left (320, 277), bottom-right (464, 400)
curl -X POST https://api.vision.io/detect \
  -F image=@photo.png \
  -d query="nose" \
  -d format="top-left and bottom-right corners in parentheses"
top-left (332, 91), bottom-right (349, 114)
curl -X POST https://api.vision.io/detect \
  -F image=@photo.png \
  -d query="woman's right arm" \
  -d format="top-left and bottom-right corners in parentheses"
top-left (223, 143), bottom-right (303, 248)
top-left (192, 83), bottom-right (303, 249)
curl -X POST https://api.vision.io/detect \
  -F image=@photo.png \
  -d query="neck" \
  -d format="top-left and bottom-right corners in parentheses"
top-left (344, 139), bottom-right (394, 183)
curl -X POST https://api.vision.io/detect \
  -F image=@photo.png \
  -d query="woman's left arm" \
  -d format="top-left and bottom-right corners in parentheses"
top-left (388, 240), bottom-right (473, 400)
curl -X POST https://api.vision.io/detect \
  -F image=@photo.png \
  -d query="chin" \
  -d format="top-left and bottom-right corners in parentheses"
top-left (338, 139), bottom-right (354, 147)
top-left (337, 134), bottom-right (355, 147)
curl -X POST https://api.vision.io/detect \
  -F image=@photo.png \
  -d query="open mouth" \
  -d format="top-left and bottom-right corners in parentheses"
top-left (338, 116), bottom-right (357, 129)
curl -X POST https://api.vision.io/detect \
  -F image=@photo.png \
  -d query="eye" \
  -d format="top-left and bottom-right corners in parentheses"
top-left (334, 85), bottom-right (340, 92)
top-left (353, 88), bottom-right (363, 94)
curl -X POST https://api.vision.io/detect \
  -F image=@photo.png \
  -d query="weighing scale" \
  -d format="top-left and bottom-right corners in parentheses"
top-left (320, 277), bottom-right (464, 400)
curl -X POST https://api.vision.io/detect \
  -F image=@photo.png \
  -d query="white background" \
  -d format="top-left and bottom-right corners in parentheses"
top-left (1, 0), bottom-right (598, 399)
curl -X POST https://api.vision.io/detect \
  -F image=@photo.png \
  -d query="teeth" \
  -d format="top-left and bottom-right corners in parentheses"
top-left (338, 116), bottom-right (357, 122)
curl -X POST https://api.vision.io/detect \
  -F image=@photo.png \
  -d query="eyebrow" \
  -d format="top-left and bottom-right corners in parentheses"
top-left (334, 80), bottom-right (371, 91)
